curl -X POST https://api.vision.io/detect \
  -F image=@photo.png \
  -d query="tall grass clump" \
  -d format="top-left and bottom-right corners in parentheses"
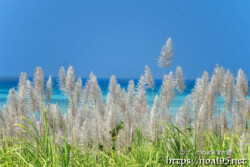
top-left (0, 40), bottom-right (249, 166)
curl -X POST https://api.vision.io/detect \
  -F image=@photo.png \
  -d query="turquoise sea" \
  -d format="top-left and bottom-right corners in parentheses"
top-left (0, 78), bottom-right (249, 115)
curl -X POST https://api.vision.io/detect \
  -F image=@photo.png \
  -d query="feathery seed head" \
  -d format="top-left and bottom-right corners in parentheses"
top-left (127, 80), bottom-right (135, 112)
top-left (222, 70), bottom-right (235, 112)
top-left (236, 69), bottom-right (248, 101)
top-left (160, 72), bottom-right (176, 104)
top-left (144, 65), bottom-right (154, 89)
top-left (86, 72), bottom-right (102, 101)
top-left (46, 76), bottom-right (52, 102)
top-left (175, 66), bottom-right (186, 94)
top-left (149, 95), bottom-right (159, 140)
top-left (26, 80), bottom-right (38, 112)
top-left (58, 66), bottom-right (66, 92)
top-left (34, 67), bottom-right (44, 100)
top-left (66, 66), bottom-right (75, 95)
top-left (134, 76), bottom-right (149, 120)
top-left (18, 72), bottom-right (27, 99)
top-left (176, 95), bottom-right (192, 130)
top-left (75, 77), bottom-right (83, 104)
top-left (192, 71), bottom-right (209, 109)
top-left (108, 75), bottom-right (121, 102)
top-left (158, 38), bottom-right (173, 68)
top-left (108, 75), bottom-right (117, 93)
top-left (7, 88), bottom-right (18, 112)
top-left (105, 93), bottom-right (117, 133)
top-left (119, 89), bottom-right (127, 114)
top-left (213, 65), bottom-right (225, 93)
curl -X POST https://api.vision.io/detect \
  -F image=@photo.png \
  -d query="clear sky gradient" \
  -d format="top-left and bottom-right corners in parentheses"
top-left (0, 0), bottom-right (249, 79)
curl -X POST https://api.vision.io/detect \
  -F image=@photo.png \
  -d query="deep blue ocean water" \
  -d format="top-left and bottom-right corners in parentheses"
top-left (0, 78), bottom-right (249, 115)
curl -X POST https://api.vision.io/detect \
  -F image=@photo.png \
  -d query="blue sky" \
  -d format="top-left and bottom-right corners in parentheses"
top-left (0, 0), bottom-right (249, 79)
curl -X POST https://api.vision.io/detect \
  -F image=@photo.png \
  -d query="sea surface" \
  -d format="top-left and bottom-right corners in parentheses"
top-left (0, 78), bottom-right (249, 115)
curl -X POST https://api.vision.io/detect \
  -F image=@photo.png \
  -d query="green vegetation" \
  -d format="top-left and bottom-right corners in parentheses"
top-left (0, 108), bottom-right (248, 166)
